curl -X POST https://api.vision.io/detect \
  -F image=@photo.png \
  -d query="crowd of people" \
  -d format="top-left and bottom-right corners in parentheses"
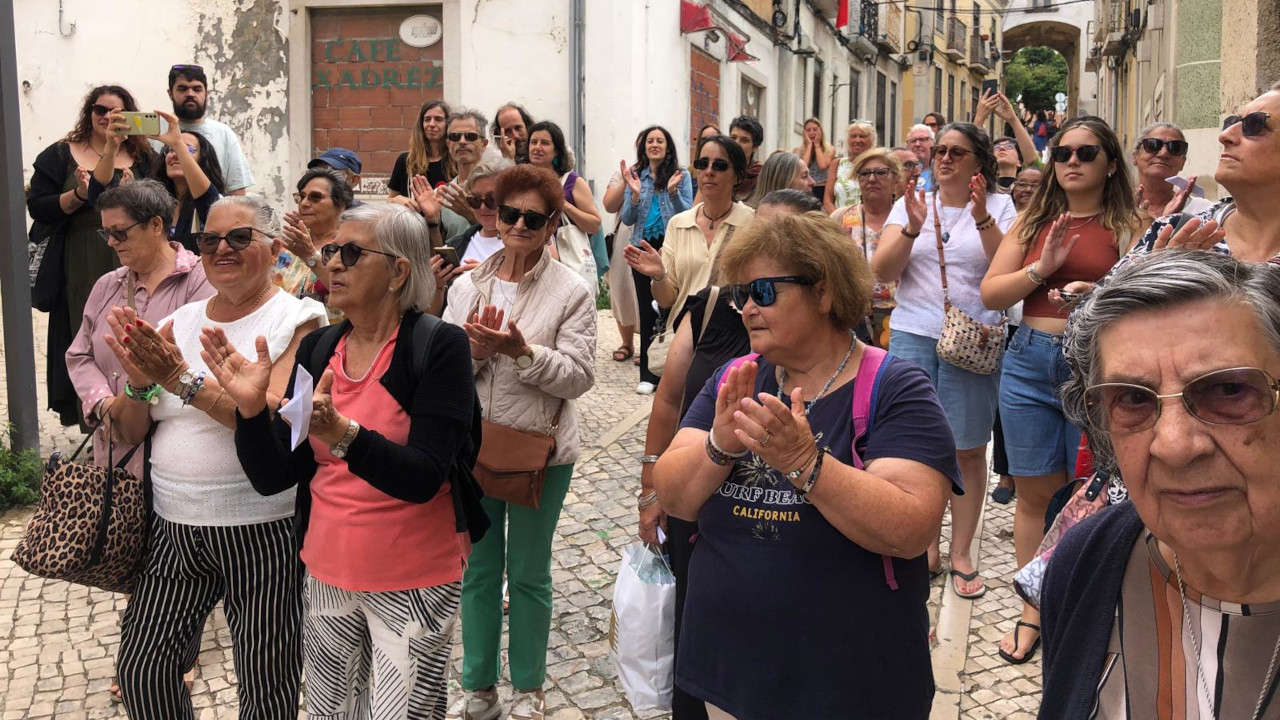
top-left (24, 59), bottom-right (1280, 719)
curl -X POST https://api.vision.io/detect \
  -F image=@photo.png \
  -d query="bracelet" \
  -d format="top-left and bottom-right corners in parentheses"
top-left (73, 187), bottom-right (87, 202)
top-left (796, 449), bottom-right (826, 497)
top-left (651, 272), bottom-right (667, 283)
top-left (640, 454), bottom-right (660, 465)
top-left (1025, 262), bottom-right (1047, 285)
top-left (705, 433), bottom-right (748, 466)
top-left (974, 215), bottom-right (995, 231)
top-left (902, 227), bottom-right (921, 239)
top-left (782, 445), bottom-right (820, 483)
top-left (180, 372), bottom-right (206, 407)
top-left (123, 380), bottom-right (161, 405)
top-left (637, 491), bottom-right (658, 509)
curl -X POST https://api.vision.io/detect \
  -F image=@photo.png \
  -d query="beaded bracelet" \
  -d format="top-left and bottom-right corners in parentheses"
top-left (705, 433), bottom-right (747, 466)
top-left (796, 449), bottom-right (826, 497)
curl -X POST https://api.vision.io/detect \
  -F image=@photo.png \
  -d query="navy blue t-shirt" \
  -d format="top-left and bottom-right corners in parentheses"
top-left (677, 354), bottom-right (960, 719)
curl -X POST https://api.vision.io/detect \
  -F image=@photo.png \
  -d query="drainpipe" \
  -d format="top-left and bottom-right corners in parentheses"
top-left (569, 0), bottom-right (586, 172)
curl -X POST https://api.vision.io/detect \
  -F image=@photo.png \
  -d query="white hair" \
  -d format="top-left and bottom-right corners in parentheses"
top-left (907, 124), bottom-right (936, 141)
top-left (339, 204), bottom-right (436, 313)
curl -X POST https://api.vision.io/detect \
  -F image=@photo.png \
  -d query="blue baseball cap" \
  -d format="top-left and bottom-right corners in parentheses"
top-left (309, 147), bottom-right (362, 174)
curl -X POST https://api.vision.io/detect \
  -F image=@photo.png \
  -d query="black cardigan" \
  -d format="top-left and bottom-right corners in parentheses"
top-left (1038, 501), bottom-right (1145, 720)
top-left (235, 310), bottom-right (485, 552)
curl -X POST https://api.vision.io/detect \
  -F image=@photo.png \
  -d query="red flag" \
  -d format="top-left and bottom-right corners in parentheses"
top-left (680, 0), bottom-right (715, 33)
top-left (836, 0), bottom-right (850, 28)
top-left (726, 31), bottom-right (759, 62)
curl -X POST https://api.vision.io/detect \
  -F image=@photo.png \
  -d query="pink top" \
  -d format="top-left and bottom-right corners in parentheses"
top-left (65, 243), bottom-right (212, 478)
top-left (301, 327), bottom-right (464, 592)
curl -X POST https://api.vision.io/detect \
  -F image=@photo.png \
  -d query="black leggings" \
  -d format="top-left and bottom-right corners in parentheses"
top-left (633, 236), bottom-right (665, 385)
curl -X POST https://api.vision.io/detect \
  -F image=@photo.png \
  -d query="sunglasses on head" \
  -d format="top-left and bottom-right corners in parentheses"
top-left (728, 276), bottom-right (814, 309)
top-left (171, 63), bottom-right (204, 74)
top-left (195, 227), bottom-right (259, 254)
top-left (932, 145), bottom-right (972, 161)
top-left (857, 168), bottom-right (894, 180)
top-left (1086, 367), bottom-right (1280, 435)
top-left (1050, 144), bottom-right (1103, 163)
top-left (96, 219), bottom-right (145, 243)
top-left (692, 157), bottom-right (732, 172)
top-left (447, 131), bottom-right (481, 142)
top-left (91, 103), bottom-right (115, 117)
top-left (162, 144), bottom-right (199, 155)
top-left (466, 194), bottom-right (498, 210)
top-left (497, 205), bottom-right (552, 231)
top-left (1138, 138), bottom-right (1189, 156)
top-left (1222, 111), bottom-right (1272, 138)
top-left (293, 191), bottom-right (330, 204)
top-left (320, 242), bottom-right (400, 268)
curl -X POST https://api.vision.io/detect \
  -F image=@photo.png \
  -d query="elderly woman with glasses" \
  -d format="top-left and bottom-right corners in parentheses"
top-left (274, 168), bottom-right (355, 306)
top-left (832, 148), bottom-right (905, 349)
top-left (1131, 122), bottom-right (1215, 224)
top-left (1040, 251), bottom-right (1280, 720)
top-left (654, 212), bottom-right (960, 719)
top-left (442, 164), bottom-right (596, 720)
top-left (102, 196), bottom-right (325, 719)
top-left (203, 203), bottom-right (484, 718)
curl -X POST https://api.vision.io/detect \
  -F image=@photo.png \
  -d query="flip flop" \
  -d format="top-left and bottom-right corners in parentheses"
top-left (612, 345), bottom-right (634, 362)
top-left (997, 621), bottom-right (1042, 665)
top-left (929, 563), bottom-right (945, 580)
top-left (991, 485), bottom-right (1015, 504)
top-left (950, 568), bottom-right (987, 599)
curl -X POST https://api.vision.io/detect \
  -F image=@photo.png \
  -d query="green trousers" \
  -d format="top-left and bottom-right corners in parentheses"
top-left (461, 464), bottom-right (572, 691)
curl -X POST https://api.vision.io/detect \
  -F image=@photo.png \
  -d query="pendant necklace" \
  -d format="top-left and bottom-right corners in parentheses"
top-left (701, 203), bottom-right (734, 231)
top-left (776, 331), bottom-right (857, 415)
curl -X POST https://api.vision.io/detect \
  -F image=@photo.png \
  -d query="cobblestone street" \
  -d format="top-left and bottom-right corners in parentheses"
top-left (0, 308), bottom-right (1042, 719)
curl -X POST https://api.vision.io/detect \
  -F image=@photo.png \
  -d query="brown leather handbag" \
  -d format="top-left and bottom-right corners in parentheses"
top-left (474, 402), bottom-right (564, 509)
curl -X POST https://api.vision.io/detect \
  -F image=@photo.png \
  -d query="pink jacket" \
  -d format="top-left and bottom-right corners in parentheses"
top-left (65, 243), bottom-right (213, 477)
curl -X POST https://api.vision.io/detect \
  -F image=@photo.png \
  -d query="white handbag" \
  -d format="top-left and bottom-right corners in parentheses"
top-left (556, 174), bottom-right (598, 297)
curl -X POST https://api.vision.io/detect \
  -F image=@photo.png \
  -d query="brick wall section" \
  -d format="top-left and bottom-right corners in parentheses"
top-left (311, 6), bottom-right (445, 181)
top-left (690, 47), bottom-right (721, 158)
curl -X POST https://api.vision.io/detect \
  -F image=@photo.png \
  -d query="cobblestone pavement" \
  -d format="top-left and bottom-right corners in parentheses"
top-left (0, 307), bottom-right (1042, 718)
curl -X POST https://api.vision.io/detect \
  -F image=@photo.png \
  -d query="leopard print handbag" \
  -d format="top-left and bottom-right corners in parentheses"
top-left (931, 194), bottom-right (1005, 375)
top-left (12, 427), bottom-right (151, 594)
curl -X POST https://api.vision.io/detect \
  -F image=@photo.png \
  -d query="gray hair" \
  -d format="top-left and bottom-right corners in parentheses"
top-left (1061, 250), bottom-right (1280, 474)
top-left (759, 188), bottom-right (822, 214)
top-left (464, 157), bottom-right (514, 194)
top-left (96, 178), bottom-right (177, 233)
top-left (448, 108), bottom-right (490, 139)
top-left (209, 195), bottom-right (281, 246)
top-left (339, 204), bottom-right (436, 312)
top-left (297, 167), bottom-right (355, 211)
top-left (846, 121), bottom-right (878, 147)
top-left (907, 124), bottom-right (935, 141)
top-left (1135, 122), bottom-right (1185, 146)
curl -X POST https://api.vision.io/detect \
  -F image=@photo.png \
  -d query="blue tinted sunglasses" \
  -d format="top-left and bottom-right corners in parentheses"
top-left (729, 276), bottom-right (814, 309)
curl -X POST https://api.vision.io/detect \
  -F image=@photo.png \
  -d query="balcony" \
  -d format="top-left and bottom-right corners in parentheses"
top-left (876, 1), bottom-right (903, 53)
top-left (969, 34), bottom-right (993, 74)
top-left (848, 0), bottom-right (879, 59)
top-left (1099, 0), bottom-right (1127, 55)
top-left (944, 17), bottom-right (967, 62)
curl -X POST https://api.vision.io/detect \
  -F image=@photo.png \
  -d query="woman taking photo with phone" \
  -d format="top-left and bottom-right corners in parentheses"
top-left (980, 116), bottom-right (1139, 665)
top-left (145, 112), bottom-right (225, 250)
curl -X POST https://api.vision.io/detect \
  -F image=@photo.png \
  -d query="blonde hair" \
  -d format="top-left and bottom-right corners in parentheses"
top-left (802, 117), bottom-right (834, 156)
top-left (851, 148), bottom-right (905, 186)
top-left (846, 121), bottom-right (878, 149)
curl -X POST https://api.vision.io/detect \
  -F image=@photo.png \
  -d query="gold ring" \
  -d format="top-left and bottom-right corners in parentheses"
top-left (760, 432), bottom-right (772, 447)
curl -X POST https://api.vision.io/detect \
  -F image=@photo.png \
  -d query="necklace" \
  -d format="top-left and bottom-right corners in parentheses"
top-left (701, 203), bottom-right (734, 230)
top-left (209, 283), bottom-right (273, 318)
top-left (776, 332), bottom-right (857, 415)
top-left (1171, 548), bottom-right (1280, 720)
top-left (933, 194), bottom-right (970, 244)
top-left (1068, 214), bottom-right (1099, 230)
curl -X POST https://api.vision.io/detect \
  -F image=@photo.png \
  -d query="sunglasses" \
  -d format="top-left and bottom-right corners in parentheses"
top-left (162, 144), bottom-right (199, 156)
top-left (692, 157), bottom-right (732, 172)
top-left (857, 168), bottom-right (894, 180)
top-left (728, 276), bottom-right (814, 309)
top-left (195, 227), bottom-right (259, 254)
top-left (465, 194), bottom-right (498, 210)
top-left (1137, 138), bottom-right (1189, 156)
top-left (1086, 367), bottom-right (1280, 435)
top-left (320, 242), bottom-right (400, 268)
top-left (171, 63), bottom-right (204, 73)
top-left (1050, 144), bottom-right (1103, 163)
top-left (497, 205), bottom-right (552, 231)
top-left (1222, 111), bottom-right (1272, 138)
top-left (447, 131), bottom-right (481, 142)
top-left (91, 103), bottom-right (115, 117)
top-left (293, 191), bottom-right (330, 204)
top-left (96, 219), bottom-right (145, 243)
top-left (932, 145), bottom-right (972, 161)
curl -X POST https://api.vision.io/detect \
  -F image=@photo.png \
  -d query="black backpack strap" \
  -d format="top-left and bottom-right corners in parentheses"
top-left (306, 322), bottom-right (349, 384)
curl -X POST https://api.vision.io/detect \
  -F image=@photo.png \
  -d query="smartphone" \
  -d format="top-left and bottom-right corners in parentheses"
top-left (120, 111), bottom-right (161, 136)
top-left (433, 246), bottom-right (460, 266)
top-left (981, 79), bottom-right (1000, 97)
top-left (1057, 291), bottom-right (1084, 304)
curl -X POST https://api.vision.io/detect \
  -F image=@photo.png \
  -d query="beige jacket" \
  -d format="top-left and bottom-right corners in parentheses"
top-left (442, 249), bottom-right (597, 465)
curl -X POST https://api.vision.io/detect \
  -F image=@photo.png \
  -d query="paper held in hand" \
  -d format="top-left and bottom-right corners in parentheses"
top-left (279, 366), bottom-right (314, 450)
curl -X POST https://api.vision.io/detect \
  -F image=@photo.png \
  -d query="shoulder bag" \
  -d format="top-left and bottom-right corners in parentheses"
top-left (555, 173), bottom-right (599, 297)
top-left (932, 195), bottom-right (1005, 375)
top-left (648, 228), bottom-right (736, 376)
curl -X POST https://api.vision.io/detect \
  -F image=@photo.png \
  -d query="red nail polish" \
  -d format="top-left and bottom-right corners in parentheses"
top-left (122, 336), bottom-right (130, 344)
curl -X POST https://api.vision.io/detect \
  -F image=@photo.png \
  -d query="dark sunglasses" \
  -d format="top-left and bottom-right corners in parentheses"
top-left (857, 168), bottom-right (894, 180)
top-left (1222, 111), bottom-right (1273, 137)
top-left (465, 194), bottom-right (498, 210)
top-left (728, 276), bottom-right (814, 309)
top-left (932, 145), bottom-right (972, 161)
top-left (1050, 144), bottom-right (1103, 163)
top-left (1086, 367), bottom-right (1280, 435)
top-left (692, 157), bottom-right (732, 172)
top-left (91, 103), bottom-right (114, 117)
top-left (497, 205), bottom-right (552, 231)
top-left (447, 131), bottom-right (481, 142)
top-left (162, 144), bottom-right (199, 156)
top-left (171, 63), bottom-right (204, 73)
top-left (195, 227), bottom-right (259, 253)
top-left (320, 242), bottom-right (400, 268)
top-left (1137, 138), bottom-right (1189, 156)
top-left (293, 191), bottom-right (330, 204)
top-left (96, 219), bottom-right (145, 243)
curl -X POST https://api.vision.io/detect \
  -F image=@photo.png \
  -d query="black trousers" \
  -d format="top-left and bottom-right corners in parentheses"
top-left (667, 516), bottom-right (708, 720)
top-left (633, 235), bottom-right (665, 385)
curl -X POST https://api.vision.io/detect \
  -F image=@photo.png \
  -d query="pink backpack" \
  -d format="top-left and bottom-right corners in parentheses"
top-left (717, 346), bottom-right (900, 590)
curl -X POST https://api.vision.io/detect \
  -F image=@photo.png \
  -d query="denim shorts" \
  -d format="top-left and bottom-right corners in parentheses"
top-left (998, 324), bottom-right (1082, 476)
top-left (888, 329), bottom-right (999, 451)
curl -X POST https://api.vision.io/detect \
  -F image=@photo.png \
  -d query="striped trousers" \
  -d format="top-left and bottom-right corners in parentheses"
top-left (117, 517), bottom-right (302, 720)
top-left (303, 574), bottom-right (462, 720)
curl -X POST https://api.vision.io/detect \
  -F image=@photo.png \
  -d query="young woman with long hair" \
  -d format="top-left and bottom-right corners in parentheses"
top-left (389, 99), bottom-right (452, 201)
top-left (794, 117), bottom-right (834, 202)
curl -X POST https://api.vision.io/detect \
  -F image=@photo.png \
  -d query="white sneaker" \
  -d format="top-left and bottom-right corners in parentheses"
top-left (446, 687), bottom-right (502, 720)
top-left (636, 381), bottom-right (656, 395)
top-left (509, 689), bottom-right (545, 720)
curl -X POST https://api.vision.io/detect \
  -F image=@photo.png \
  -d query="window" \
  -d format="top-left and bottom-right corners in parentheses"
top-left (794, 57), bottom-right (807, 121)
top-left (960, 80), bottom-right (967, 118)
top-left (875, 71), bottom-right (887, 142)
top-left (933, 68), bottom-right (943, 115)
top-left (947, 73), bottom-right (955, 122)
top-left (935, 0), bottom-right (944, 27)
top-left (812, 58), bottom-right (825, 120)
top-left (849, 68), bottom-right (862, 122)
top-left (890, 81), bottom-right (898, 146)
top-left (741, 77), bottom-right (763, 119)
top-left (971, 86), bottom-right (980, 125)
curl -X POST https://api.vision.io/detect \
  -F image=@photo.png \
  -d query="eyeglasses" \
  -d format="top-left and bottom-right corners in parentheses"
top-left (465, 194), bottom-right (498, 210)
top-left (932, 145), bottom-right (972, 161)
top-left (1222, 111), bottom-right (1273, 138)
top-left (91, 104), bottom-right (115, 117)
top-left (162, 144), bottom-right (199, 156)
top-left (1013, 181), bottom-right (1039, 191)
top-left (728, 276), bottom-right (814, 309)
top-left (497, 205), bottom-right (552, 231)
top-left (994, 141), bottom-right (1018, 151)
top-left (293, 191), bottom-right (330, 204)
top-left (900, 160), bottom-right (920, 172)
top-left (1050, 144), bottom-right (1103, 163)
top-left (1085, 367), bottom-right (1280, 435)
top-left (857, 168), bottom-right (894, 180)
top-left (320, 242), bottom-right (400, 268)
top-left (692, 157), bottom-right (732, 172)
top-left (907, 136), bottom-right (932, 145)
top-left (447, 131), bottom-right (481, 142)
top-left (1138, 138), bottom-right (1189, 157)
top-left (194, 227), bottom-right (259, 254)
top-left (96, 219), bottom-right (145, 243)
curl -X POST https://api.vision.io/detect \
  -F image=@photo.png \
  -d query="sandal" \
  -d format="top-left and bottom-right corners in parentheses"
top-left (991, 484), bottom-right (1015, 504)
top-left (949, 568), bottom-right (987, 599)
top-left (612, 345), bottom-right (634, 362)
top-left (997, 621), bottom-right (1041, 665)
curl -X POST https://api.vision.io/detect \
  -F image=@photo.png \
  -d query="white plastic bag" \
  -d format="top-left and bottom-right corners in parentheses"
top-left (609, 543), bottom-right (676, 710)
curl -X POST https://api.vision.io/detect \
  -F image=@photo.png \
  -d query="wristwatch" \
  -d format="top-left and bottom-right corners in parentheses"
top-left (305, 252), bottom-right (320, 268)
top-left (330, 419), bottom-right (360, 459)
top-left (515, 350), bottom-right (534, 369)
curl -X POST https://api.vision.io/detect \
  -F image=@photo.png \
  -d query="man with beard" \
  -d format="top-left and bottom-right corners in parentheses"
top-left (164, 64), bottom-right (253, 194)
top-left (491, 101), bottom-right (534, 163)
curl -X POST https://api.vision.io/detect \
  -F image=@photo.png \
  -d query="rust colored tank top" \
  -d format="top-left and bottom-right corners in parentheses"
top-left (1022, 215), bottom-right (1121, 320)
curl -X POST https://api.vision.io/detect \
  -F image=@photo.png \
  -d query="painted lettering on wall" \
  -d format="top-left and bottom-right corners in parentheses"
top-left (312, 37), bottom-right (442, 90)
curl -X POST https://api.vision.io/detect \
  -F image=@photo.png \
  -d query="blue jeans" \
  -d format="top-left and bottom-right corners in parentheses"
top-left (888, 329), bottom-right (1000, 451)
top-left (998, 325), bottom-right (1081, 476)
